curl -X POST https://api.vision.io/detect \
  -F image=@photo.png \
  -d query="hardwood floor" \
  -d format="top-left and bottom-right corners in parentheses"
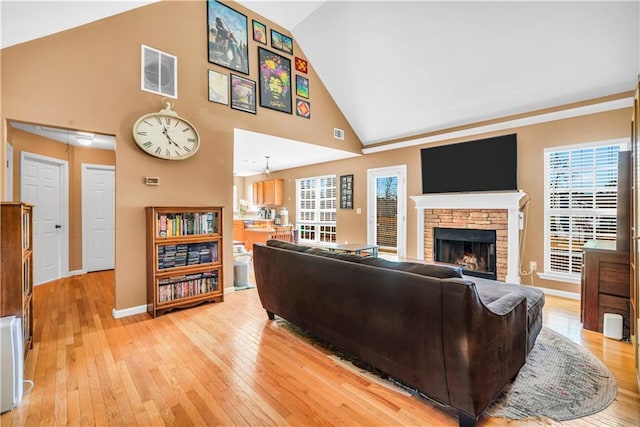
top-left (1, 270), bottom-right (639, 426)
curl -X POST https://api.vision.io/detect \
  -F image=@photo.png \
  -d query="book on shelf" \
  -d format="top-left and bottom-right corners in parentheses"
top-left (156, 271), bottom-right (219, 302)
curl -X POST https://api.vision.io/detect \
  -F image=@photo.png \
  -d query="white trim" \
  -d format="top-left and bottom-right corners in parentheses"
top-left (20, 151), bottom-right (70, 284)
top-left (362, 97), bottom-right (633, 154)
top-left (68, 269), bottom-right (86, 277)
top-left (534, 286), bottom-right (580, 300)
top-left (111, 304), bottom-right (147, 319)
top-left (411, 191), bottom-right (526, 283)
top-left (367, 165), bottom-right (407, 258)
top-left (5, 143), bottom-right (13, 200)
top-left (536, 271), bottom-right (581, 285)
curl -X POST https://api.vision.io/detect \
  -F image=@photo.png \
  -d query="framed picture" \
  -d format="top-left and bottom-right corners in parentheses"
top-left (252, 19), bottom-right (267, 45)
top-left (296, 75), bottom-right (309, 99)
top-left (296, 99), bottom-right (310, 119)
top-left (207, 1), bottom-right (249, 74)
top-left (258, 47), bottom-right (292, 114)
top-left (295, 57), bottom-right (308, 74)
top-left (270, 29), bottom-right (293, 55)
top-left (208, 69), bottom-right (229, 105)
top-left (230, 74), bottom-right (256, 114)
top-left (340, 174), bottom-right (354, 209)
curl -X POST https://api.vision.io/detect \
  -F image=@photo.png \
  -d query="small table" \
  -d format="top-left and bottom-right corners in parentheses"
top-left (325, 243), bottom-right (379, 257)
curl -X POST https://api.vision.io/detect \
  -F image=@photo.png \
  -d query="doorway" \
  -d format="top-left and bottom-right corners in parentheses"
top-left (367, 165), bottom-right (407, 258)
top-left (20, 151), bottom-right (69, 285)
top-left (82, 164), bottom-right (115, 272)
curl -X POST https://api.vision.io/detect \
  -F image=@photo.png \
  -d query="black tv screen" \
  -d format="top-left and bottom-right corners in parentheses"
top-left (421, 134), bottom-right (517, 194)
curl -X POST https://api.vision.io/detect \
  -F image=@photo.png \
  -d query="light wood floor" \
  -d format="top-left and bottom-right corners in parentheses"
top-left (1, 270), bottom-right (639, 426)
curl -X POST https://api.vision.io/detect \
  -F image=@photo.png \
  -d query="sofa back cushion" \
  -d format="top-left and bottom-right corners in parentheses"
top-left (361, 257), bottom-right (463, 279)
top-left (266, 239), bottom-right (311, 252)
top-left (305, 247), bottom-right (364, 263)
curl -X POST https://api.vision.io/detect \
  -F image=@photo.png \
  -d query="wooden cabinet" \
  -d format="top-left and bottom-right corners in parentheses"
top-left (253, 181), bottom-right (264, 206)
top-left (146, 207), bottom-right (224, 317)
top-left (581, 240), bottom-right (630, 338)
top-left (233, 219), bottom-right (245, 243)
top-left (253, 179), bottom-right (283, 206)
top-left (1, 202), bottom-right (34, 361)
top-left (631, 75), bottom-right (640, 379)
top-left (263, 179), bottom-right (284, 205)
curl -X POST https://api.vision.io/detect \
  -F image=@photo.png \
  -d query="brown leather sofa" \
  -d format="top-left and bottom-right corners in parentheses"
top-left (253, 240), bottom-right (545, 426)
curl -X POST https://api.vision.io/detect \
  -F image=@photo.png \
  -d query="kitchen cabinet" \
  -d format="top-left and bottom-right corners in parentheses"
top-left (253, 179), bottom-right (283, 206)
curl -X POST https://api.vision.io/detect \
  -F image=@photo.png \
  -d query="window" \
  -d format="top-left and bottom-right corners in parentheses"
top-left (296, 175), bottom-right (336, 243)
top-left (543, 139), bottom-right (628, 283)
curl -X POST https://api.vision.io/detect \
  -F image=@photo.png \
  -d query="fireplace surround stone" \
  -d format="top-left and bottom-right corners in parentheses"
top-left (411, 191), bottom-right (527, 283)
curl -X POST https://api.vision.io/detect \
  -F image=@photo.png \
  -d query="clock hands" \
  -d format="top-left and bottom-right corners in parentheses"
top-left (162, 126), bottom-right (181, 149)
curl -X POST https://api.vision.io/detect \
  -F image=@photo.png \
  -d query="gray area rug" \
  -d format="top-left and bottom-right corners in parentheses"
top-left (485, 327), bottom-right (617, 421)
top-left (276, 320), bottom-right (617, 422)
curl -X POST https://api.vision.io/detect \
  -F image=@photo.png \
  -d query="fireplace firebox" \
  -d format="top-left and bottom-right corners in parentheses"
top-left (434, 227), bottom-right (497, 280)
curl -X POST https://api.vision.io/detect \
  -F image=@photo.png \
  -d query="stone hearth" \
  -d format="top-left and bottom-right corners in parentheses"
top-left (411, 192), bottom-right (527, 283)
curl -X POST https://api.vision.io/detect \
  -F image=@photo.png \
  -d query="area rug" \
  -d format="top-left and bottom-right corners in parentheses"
top-left (275, 319), bottom-right (617, 422)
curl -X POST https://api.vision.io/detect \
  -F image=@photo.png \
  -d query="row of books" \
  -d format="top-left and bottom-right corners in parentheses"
top-left (157, 272), bottom-right (219, 302)
top-left (157, 242), bottom-right (218, 269)
top-left (156, 212), bottom-right (218, 237)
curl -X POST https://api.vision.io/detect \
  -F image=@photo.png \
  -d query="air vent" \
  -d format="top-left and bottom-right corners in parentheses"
top-left (333, 128), bottom-right (345, 140)
top-left (141, 45), bottom-right (177, 98)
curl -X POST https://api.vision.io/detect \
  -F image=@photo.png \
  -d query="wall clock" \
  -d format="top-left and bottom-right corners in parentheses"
top-left (132, 100), bottom-right (200, 160)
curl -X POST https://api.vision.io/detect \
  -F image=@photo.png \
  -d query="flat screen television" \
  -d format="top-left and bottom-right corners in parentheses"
top-left (420, 134), bottom-right (518, 194)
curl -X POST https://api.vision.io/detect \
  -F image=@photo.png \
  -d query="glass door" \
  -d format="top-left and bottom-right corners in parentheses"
top-left (367, 165), bottom-right (406, 257)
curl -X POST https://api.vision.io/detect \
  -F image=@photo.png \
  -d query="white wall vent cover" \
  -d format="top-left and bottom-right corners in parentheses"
top-left (333, 128), bottom-right (345, 140)
top-left (141, 45), bottom-right (177, 99)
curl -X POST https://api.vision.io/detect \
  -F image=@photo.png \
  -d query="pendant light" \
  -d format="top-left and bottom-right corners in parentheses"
top-left (264, 156), bottom-right (271, 176)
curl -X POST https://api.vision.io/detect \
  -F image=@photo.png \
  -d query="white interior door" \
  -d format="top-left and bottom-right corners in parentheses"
top-left (367, 165), bottom-right (407, 258)
top-left (82, 164), bottom-right (115, 272)
top-left (5, 143), bottom-right (13, 200)
top-left (20, 152), bottom-right (69, 285)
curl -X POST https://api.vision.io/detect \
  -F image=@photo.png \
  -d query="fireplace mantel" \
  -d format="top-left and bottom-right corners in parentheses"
top-left (411, 191), bottom-right (527, 283)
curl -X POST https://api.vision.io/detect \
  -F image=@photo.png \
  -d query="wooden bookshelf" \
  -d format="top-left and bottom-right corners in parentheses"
top-left (146, 206), bottom-right (224, 317)
top-left (1, 202), bottom-right (34, 360)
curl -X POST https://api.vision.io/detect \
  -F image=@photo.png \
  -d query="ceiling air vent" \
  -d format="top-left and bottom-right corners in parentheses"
top-left (333, 128), bottom-right (345, 140)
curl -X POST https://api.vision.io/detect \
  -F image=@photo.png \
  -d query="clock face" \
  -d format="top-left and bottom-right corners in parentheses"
top-left (133, 113), bottom-right (200, 160)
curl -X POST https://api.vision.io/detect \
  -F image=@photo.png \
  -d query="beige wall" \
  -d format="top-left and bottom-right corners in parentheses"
top-left (248, 105), bottom-right (632, 294)
top-left (1, 1), bottom-right (633, 312)
top-left (7, 126), bottom-right (116, 271)
top-left (1, 1), bottom-right (359, 310)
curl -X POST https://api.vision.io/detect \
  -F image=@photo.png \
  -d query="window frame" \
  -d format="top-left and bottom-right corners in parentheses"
top-left (541, 138), bottom-right (629, 284)
top-left (295, 174), bottom-right (337, 244)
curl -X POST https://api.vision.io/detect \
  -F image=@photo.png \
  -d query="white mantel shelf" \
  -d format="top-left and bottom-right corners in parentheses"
top-left (411, 191), bottom-right (527, 210)
top-left (411, 191), bottom-right (527, 283)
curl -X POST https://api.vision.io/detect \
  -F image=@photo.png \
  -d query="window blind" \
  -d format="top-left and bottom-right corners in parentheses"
top-left (544, 142), bottom-right (626, 279)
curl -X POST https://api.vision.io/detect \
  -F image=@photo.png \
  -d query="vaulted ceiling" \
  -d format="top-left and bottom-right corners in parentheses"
top-left (2, 1), bottom-right (639, 173)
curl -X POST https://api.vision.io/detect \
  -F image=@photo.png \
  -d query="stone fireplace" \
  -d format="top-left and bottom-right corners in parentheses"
top-left (411, 192), bottom-right (527, 283)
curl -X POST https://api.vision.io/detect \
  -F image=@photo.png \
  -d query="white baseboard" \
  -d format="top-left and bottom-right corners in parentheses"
top-left (111, 304), bottom-right (147, 319)
top-left (534, 286), bottom-right (580, 300)
top-left (67, 269), bottom-right (86, 277)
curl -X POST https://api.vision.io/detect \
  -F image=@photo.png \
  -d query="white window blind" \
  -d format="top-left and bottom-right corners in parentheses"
top-left (296, 175), bottom-right (336, 243)
top-left (544, 140), bottom-right (628, 281)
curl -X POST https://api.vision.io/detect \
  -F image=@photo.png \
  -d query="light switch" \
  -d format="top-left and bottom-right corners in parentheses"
top-left (356, 208), bottom-right (362, 214)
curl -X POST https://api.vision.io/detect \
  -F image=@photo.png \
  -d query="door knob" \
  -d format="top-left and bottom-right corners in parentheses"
top-left (55, 224), bottom-right (62, 229)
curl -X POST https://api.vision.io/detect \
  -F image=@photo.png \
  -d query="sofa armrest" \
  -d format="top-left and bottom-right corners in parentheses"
top-left (485, 292), bottom-right (526, 316)
top-left (441, 280), bottom-right (528, 419)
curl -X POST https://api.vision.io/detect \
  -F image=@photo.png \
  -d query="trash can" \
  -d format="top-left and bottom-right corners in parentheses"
top-left (603, 313), bottom-right (623, 340)
top-left (233, 245), bottom-right (252, 288)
